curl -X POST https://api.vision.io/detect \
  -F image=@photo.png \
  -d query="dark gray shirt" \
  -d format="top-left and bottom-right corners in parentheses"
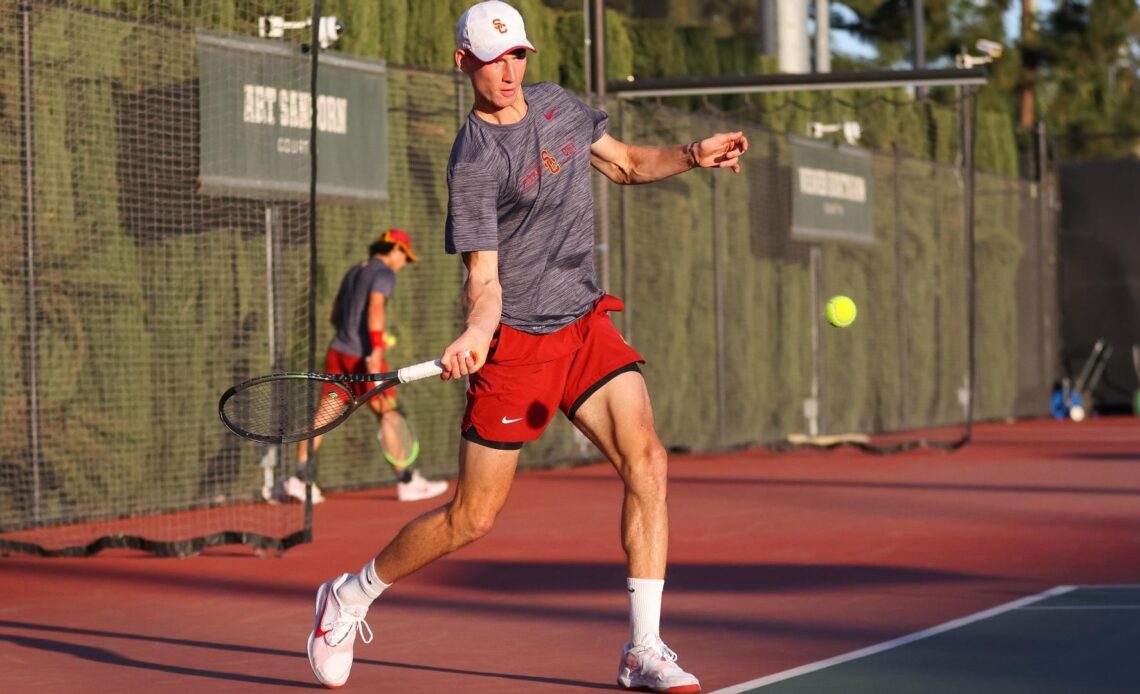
top-left (445, 82), bottom-right (607, 334)
top-left (329, 258), bottom-right (395, 357)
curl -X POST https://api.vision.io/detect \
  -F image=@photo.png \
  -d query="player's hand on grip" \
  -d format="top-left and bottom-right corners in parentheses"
top-left (440, 327), bottom-right (490, 381)
top-left (693, 131), bottom-right (748, 173)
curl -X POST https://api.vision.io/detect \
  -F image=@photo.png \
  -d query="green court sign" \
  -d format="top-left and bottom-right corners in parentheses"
top-left (790, 136), bottom-right (873, 243)
top-left (197, 32), bottom-right (388, 202)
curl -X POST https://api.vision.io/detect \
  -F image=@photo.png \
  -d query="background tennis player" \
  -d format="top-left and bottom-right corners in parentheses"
top-left (288, 228), bottom-right (449, 504)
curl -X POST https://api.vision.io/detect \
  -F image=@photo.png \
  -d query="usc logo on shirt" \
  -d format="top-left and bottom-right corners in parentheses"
top-left (541, 149), bottom-right (560, 174)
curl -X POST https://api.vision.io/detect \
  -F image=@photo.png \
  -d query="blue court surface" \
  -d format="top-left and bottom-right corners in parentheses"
top-left (712, 585), bottom-right (1140, 694)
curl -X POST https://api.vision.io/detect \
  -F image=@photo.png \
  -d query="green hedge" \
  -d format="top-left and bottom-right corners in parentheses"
top-left (0, 2), bottom-right (1035, 534)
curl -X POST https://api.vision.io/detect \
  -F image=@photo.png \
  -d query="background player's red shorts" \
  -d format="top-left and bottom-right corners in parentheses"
top-left (321, 347), bottom-right (392, 401)
top-left (462, 294), bottom-right (644, 447)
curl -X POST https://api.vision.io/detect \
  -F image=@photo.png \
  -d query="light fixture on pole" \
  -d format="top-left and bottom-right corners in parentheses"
top-left (259, 15), bottom-right (344, 49)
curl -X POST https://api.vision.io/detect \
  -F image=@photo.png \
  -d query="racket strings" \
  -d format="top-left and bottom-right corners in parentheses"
top-left (380, 411), bottom-right (419, 468)
top-left (222, 378), bottom-right (353, 442)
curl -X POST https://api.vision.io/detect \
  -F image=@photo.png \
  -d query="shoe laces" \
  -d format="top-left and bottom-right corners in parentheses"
top-left (632, 635), bottom-right (678, 661)
top-left (629, 635), bottom-right (692, 679)
top-left (326, 603), bottom-right (374, 646)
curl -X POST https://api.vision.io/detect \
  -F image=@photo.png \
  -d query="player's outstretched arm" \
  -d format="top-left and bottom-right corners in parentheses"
top-left (441, 250), bottom-right (500, 381)
top-left (590, 131), bottom-right (749, 184)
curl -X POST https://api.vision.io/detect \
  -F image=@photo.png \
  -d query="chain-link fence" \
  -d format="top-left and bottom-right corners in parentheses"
top-left (0, 2), bottom-right (1059, 556)
top-left (0, 1), bottom-right (318, 555)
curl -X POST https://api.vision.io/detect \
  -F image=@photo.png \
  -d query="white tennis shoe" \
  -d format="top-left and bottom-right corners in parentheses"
top-left (396, 469), bottom-right (449, 502)
top-left (617, 633), bottom-right (701, 693)
top-left (282, 476), bottom-right (324, 504)
top-left (307, 574), bottom-right (373, 688)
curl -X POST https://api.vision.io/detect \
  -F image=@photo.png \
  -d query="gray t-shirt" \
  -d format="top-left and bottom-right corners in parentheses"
top-left (445, 82), bottom-right (607, 334)
top-left (329, 258), bottom-right (395, 357)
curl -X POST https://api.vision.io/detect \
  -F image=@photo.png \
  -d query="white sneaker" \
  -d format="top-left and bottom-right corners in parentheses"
top-left (307, 574), bottom-right (373, 688)
top-left (396, 469), bottom-right (449, 502)
top-left (617, 633), bottom-right (701, 693)
top-left (282, 476), bottom-right (324, 504)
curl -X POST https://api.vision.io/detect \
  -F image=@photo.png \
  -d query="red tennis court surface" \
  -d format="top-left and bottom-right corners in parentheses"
top-left (2, 417), bottom-right (1138, 692)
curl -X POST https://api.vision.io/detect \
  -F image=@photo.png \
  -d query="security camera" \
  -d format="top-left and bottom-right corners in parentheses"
top-left (259, 15), bottom-right (288, 39)
top-left (258, 15), bottom-right (342, 49)
top-left (975, 39), bottom-right (1003, 59)
top-left (809, 122), bottom-right (840, 139)
top-left (318, 16), bottom-right (344, 49)
top-left (809, 121), bottom-right (861, 146)
top-left (956, 38), bottom-right (1003, 69)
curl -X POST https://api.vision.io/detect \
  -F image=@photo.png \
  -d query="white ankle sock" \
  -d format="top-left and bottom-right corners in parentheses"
top-left (336, 560), bottom-right (390, 608)
top-left (627, 577), bottom-right (664, 644)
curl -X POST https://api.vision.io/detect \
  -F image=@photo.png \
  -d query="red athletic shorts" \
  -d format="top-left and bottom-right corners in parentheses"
top-left (462, 294), bottom-right (644, 448)
top-left (322, 347), bottom-right (392, 401)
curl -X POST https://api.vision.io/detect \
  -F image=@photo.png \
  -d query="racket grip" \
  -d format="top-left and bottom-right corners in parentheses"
top-left (398, 359), bottom-right (444, 383)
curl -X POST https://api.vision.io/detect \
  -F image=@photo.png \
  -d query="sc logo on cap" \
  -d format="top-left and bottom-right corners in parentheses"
top-left (492, 18), bottom-right (507, 33)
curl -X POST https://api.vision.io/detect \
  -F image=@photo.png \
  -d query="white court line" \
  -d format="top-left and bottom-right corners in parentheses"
top-left (1021, 605), bottom-right (1140, 610)
top-left (709, 585), bottom-right (1076, 694)
top-left (1067, 583), bottom-right (1140, 589)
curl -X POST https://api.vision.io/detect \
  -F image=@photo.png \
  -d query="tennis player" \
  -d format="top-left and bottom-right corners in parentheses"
top-left (288, 228), bottom-right (449, 504)
top-left (307, 2), bottom-right (747, 691)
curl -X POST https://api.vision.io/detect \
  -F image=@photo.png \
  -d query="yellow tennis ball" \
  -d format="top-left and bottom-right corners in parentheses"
top-left (825, 295), bottom-right (857, 327)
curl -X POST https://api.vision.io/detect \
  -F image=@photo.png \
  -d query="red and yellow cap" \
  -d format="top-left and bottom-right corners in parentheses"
top-left (381, 228), bottom-right (418, 262)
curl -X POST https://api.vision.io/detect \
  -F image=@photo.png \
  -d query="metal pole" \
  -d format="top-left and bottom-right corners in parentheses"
top-left (1036, 119), bottom-right (1052, 396)
top-left (265, 206), bottom-right (277, 371)
top-left (20, 0), bottom-right (42, 524)
top-left (591, 1), bottom-right (609, 292)
top-left (592, 0), bottom-right (605, 99)
top-left (913, 0), bottom-right (926, 98)
top-left (597, 173), bottom-right (611, 292)
top-left (259, 205), bottom-right (280, 502)
top-left (894, 145), bottom-right (908, 428)
top-left (304, 0), bottom-right (323, 535)
top-left (582, 0), bottom-right (592, 97)
top-left (618, 99), bottom-right (632, 342)
top-left (711, 172), bottom-right (727, 447)
top-left (808, 246), bottom-right (822, 437)
top-left (912, 0), bottom-right (925, 70)
top-left (1019, 0), bottom-right (1037, 128)
top-left (814, 0), bottom-right (830, 73)
top-left (961, 87), bottom-right (977, 438)
top-left (610, 70), bottom-right (988, 100)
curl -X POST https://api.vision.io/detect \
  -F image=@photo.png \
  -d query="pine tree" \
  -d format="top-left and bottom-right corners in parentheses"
top-left (1036, 0), bottom-right (1140, 160)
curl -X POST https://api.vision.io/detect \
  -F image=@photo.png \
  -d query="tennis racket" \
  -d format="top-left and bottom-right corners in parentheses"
top-left (219, 359), bottom-right (443, 445)
top-left (379, 407), bottom-right (420, 469)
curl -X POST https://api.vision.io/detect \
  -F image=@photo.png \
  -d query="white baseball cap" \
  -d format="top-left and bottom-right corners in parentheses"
top-left (456, 1), bottom-right (537, 63)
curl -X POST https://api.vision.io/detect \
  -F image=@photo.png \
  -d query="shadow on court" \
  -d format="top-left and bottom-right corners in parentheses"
top-left (0, 620), bottom-right (614, 691)
top-left (0, 629), bottom-right (314, 689)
